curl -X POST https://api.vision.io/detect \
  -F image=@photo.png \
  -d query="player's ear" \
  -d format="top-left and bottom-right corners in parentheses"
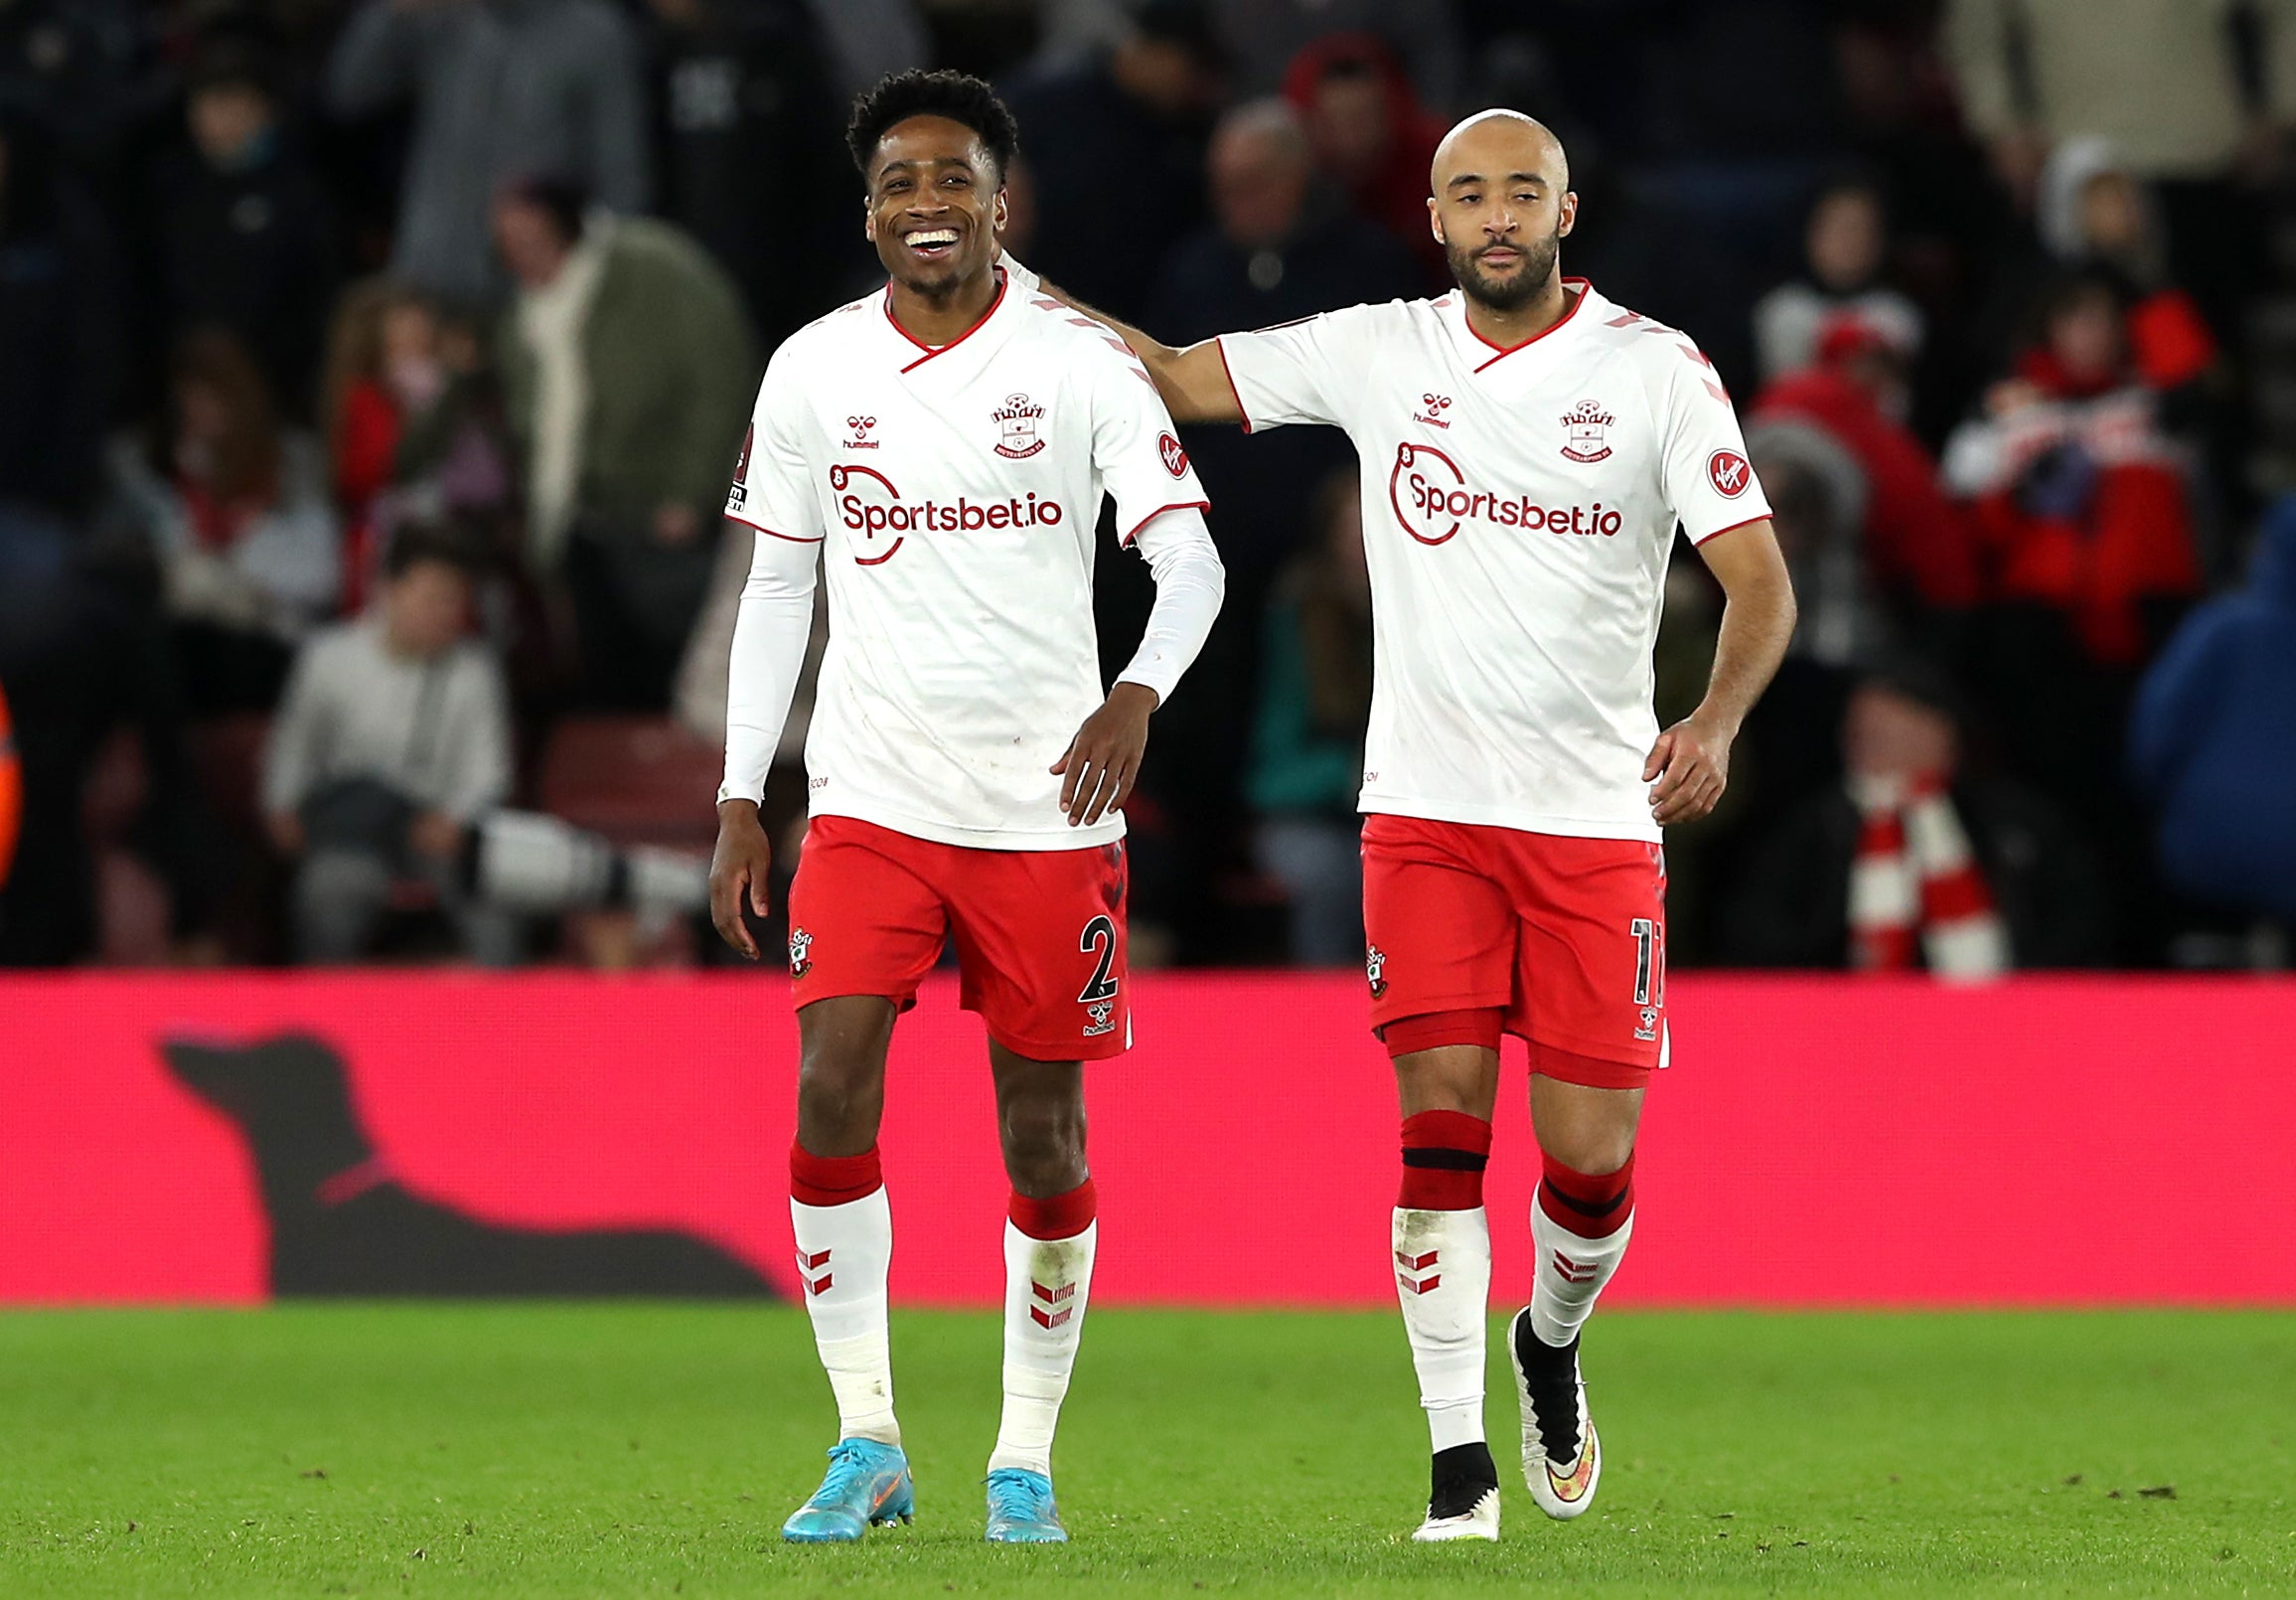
top-left (993, 185), bottom-right (1009, 237)
top-left (1558, 191), bottom-right (1578, 240)
top-left (1427, 196), bottom-right (1446, 246)
top-left (862, 195), bottom-right (876, 242)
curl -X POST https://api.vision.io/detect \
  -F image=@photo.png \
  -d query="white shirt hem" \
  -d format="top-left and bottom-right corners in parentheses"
top-left (1359, 794), bottom-right (1661, 844)
top-left (814, 796), bottom-right (1126, 853)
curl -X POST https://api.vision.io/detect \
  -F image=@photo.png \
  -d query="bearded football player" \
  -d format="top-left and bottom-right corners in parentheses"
top-left (1006, 109), bottom-right (1795, 1540)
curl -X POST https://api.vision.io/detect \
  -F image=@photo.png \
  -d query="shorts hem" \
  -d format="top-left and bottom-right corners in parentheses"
top-left (980, 1019), bottom-right (1130, 1063)
top-left (1516, 1026), bottom-right (1658, 1084)
top-left (794, 984), bottom-right (921, 1015)
top-left (1368, 991), bottom-right (1512, 1035)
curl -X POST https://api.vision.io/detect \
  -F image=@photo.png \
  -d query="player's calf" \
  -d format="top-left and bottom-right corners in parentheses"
top-left (1387, 1020), bottom-right (1504, 1542)
top-left (1514, 1144), bottom-right (1634, 1519)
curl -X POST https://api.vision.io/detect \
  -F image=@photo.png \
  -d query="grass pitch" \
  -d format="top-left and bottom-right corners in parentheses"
top-left (1, 1306), bottom-right (2291, 1597)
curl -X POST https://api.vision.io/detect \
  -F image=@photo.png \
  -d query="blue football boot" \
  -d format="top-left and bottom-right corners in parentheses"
top-left (983, 1467), bottom-right (1068, 1543)
top-left (781, 1439), bottom-right (915, 1542)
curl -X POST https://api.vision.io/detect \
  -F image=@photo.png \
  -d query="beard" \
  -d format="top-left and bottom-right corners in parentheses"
top-left (1446, 227), bottom-right (1563, 311)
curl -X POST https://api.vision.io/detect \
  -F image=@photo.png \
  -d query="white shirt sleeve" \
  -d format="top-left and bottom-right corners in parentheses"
top-left (1212, 305), bottom-right (1374, 433)
top-left (1114, 507), bottom-right (1225, 706)
top-left (722, 348), bottom-right (826, 543)
top-left (1084, 334), bottom-right (1211, 544)
top-left (715, 530), bottom-right (821, 806)
top-left (1654, 335), bottom-right (1774, 543)
top-left (717, 349), bottom-right (826, 805)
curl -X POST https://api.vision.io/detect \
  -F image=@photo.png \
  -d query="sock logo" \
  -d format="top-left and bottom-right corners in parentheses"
top-left (1365, 943), bottom-right (1389, 999)
top-left (788, 927), bottom-right (814, 978)
top-left (1551, 1249), bottom-right (1599, 1285)
top-left (1395, 1247), bottom-right (1441, 1295)
top-left (797, 1246), bottom-right (833, 1296)
top-left (1029, 1278), bottom-right (1076, 1329)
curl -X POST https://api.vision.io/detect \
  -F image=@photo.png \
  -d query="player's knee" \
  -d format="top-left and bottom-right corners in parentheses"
top-left (1538, 1116), bottom-right (1636, 1178)
top-left (1386, 1009), bottom-right (1503, 1115)
top-left (794, 1054), bottom-right (883, 1146)
top-left (997, 1090), bottom-right (1087, 1191)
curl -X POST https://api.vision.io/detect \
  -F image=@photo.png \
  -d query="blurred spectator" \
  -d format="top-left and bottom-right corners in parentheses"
top-left (1752, 178), bottom-right (1923, 384)
top-left (1724, 664), bottom-right (2110, 973)
top-left (2128, 496), bottom-right (2296, 935)
top-left (1754, 319), bottom-right (1982, 628)
top-left (0, 0), bottom-right (145, 173)
top-left (323, 281), bottom-right (517, 611)
top-left (0, 109), bottom-right (115, 517)
top-left (1943, 272), bottom-right (2202, 667)
top-left (1281, 33), bottom-right (1447, 284)
top-left (2036, 139), bottom-right (2218, 394)
top-left (1212, 0), bottom-right (1461, 108)
top-left (644, 0), bottom-right (858, 350)
top-left (1941, 0), bottom-right (2293, 335)
top-left (102, 328), bottom-right (341, 715)
top-left (803, 0), bottom-right (929, 107)
top-left (1004, 0), bottom-right (1223, 322)
top-left (327, 0), bottom-right (651, 306)
top-left (493, 179), bottom-right (755, 708)
top-left (262, 524), bottom-right (518, 964)
top-left (1245, 469), bottom-right (1368, 966)
top-left (145, 45), bottom-right (339, 422)
top-left (0, 679), bottom-right (17, 891)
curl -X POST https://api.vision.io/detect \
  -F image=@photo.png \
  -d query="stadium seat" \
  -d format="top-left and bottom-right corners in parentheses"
top-left (536, 717), bottom-right (721, 852)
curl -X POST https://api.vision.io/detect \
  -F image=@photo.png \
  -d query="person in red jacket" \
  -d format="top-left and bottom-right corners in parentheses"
top-left (1753, 316), bottom-right (1982, 618)
top-left (1282, 33), bottom-right (1449, 286)
top-left (1942, 272), bottom-right (2202, 668)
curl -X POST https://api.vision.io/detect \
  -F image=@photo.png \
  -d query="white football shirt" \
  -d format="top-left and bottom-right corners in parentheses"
top-left (722, 273), bottom-right (1211, 850)
top-left (1218, 279), bottom-right (1771, 843)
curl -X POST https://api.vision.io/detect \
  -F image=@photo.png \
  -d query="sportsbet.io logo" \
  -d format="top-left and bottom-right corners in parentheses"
top-left (829, 463), bottom-right (1066, 566)
top-left (1389, 441), bottom-right (1624, 547)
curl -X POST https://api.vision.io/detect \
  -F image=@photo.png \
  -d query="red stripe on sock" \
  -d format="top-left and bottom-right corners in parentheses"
top-left (1010, 1178), bottom-right (1097, 1240)
top-left (790, 1142), bottom-right (883, 1207)
top-left (1398, 1111), bottom-right (1491, 1209)
top-left (1538, 1150), bottom-right (1634, 1239)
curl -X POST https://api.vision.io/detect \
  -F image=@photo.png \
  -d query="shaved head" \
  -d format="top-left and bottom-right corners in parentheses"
top-left (1425, 109), bottom-right (1576, 313)
top-left (1431, 109), bottom-right (1569, 197)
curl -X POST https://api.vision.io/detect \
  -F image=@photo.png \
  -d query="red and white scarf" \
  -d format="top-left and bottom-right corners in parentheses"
top-left (1847, 773), bottom-right (2010, 979)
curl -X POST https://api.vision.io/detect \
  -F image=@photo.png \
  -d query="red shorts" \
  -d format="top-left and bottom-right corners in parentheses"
top-left (786, 815), bottom-right (1131, 1061)
top-left (1360, 814), bottom-right (1668, 1087)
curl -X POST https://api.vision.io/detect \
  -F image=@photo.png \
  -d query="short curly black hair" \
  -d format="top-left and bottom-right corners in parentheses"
top-left (846, 69), bottom-right (1020, 186)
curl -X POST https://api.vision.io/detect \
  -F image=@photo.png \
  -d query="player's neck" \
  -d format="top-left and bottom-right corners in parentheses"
top-left (886, 265), bottom-right (1003, 350)
top-left (1461, 272), bottom-right (1573, 353)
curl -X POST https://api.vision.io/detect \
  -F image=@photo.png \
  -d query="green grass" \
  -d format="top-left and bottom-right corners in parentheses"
top-left (2, 1307), bottom-right (2291, 1597)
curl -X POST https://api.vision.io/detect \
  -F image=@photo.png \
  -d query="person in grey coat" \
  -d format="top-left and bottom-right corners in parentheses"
top-left (327, 0), bottom-right (651, 306)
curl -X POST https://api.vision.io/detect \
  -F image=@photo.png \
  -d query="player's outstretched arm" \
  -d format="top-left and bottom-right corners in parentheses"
top-left (1000, 254), bottom-right (1243, 427)
top-left (1644, 520), bottom-right (1797, 827)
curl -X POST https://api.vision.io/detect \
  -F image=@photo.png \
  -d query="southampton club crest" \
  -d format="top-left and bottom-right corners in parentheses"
top-left (993, 393), bottom-right (1047, 459)
top-left (1560, 399), bottom-right (1614, 463)
top-left (788, 927), bottom-right (814, 978)
top-left (1365, 943), bottom-right (1389, 999)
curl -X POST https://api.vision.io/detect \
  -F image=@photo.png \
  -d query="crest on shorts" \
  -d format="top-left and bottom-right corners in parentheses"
top-left (1365, 943), bottom-right (1389, 999)
top-left (788, 927), bottom-right (814, 978)
top-left (1560, 399), bottom-right (1614, 463)
top-left (993, 393), bottom-right (1047, 459)
top-left (1084, 1000), bottom-right (1116, 1038)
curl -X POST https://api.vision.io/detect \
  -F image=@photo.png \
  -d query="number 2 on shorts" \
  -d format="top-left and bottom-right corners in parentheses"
top-left (1077, 914), bottom-right (1119, 1003)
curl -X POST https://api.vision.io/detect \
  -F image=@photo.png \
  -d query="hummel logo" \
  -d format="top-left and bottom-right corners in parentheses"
top-left (1414, 393), bottom-right (1454, 428)
top-left (843, 414), bottom-right (879, 450)
top-left (1552, 1250), bottom-right (1599, 1285)
top-left (1396, 1248), bottom-right (1442, 1295)
top-left (796, 1246), bottom-right (834, 1296)
top-left (1029, 1279), bottom-right (1075, 1329)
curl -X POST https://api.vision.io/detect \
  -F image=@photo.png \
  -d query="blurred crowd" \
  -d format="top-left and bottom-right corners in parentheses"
top-left (1, 0), bottom-right (2293, 974)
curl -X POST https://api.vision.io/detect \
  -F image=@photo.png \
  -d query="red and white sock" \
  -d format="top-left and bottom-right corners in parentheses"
top-left (988, 1180), bottom-right (1098, 1477)
top-left (790, 1143), bottom-right (899, 1445)
top-left (1393, 1110), bottom-right (1494, 1453)
top-left (1529, 1150), bottom-right (1634, 1349)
